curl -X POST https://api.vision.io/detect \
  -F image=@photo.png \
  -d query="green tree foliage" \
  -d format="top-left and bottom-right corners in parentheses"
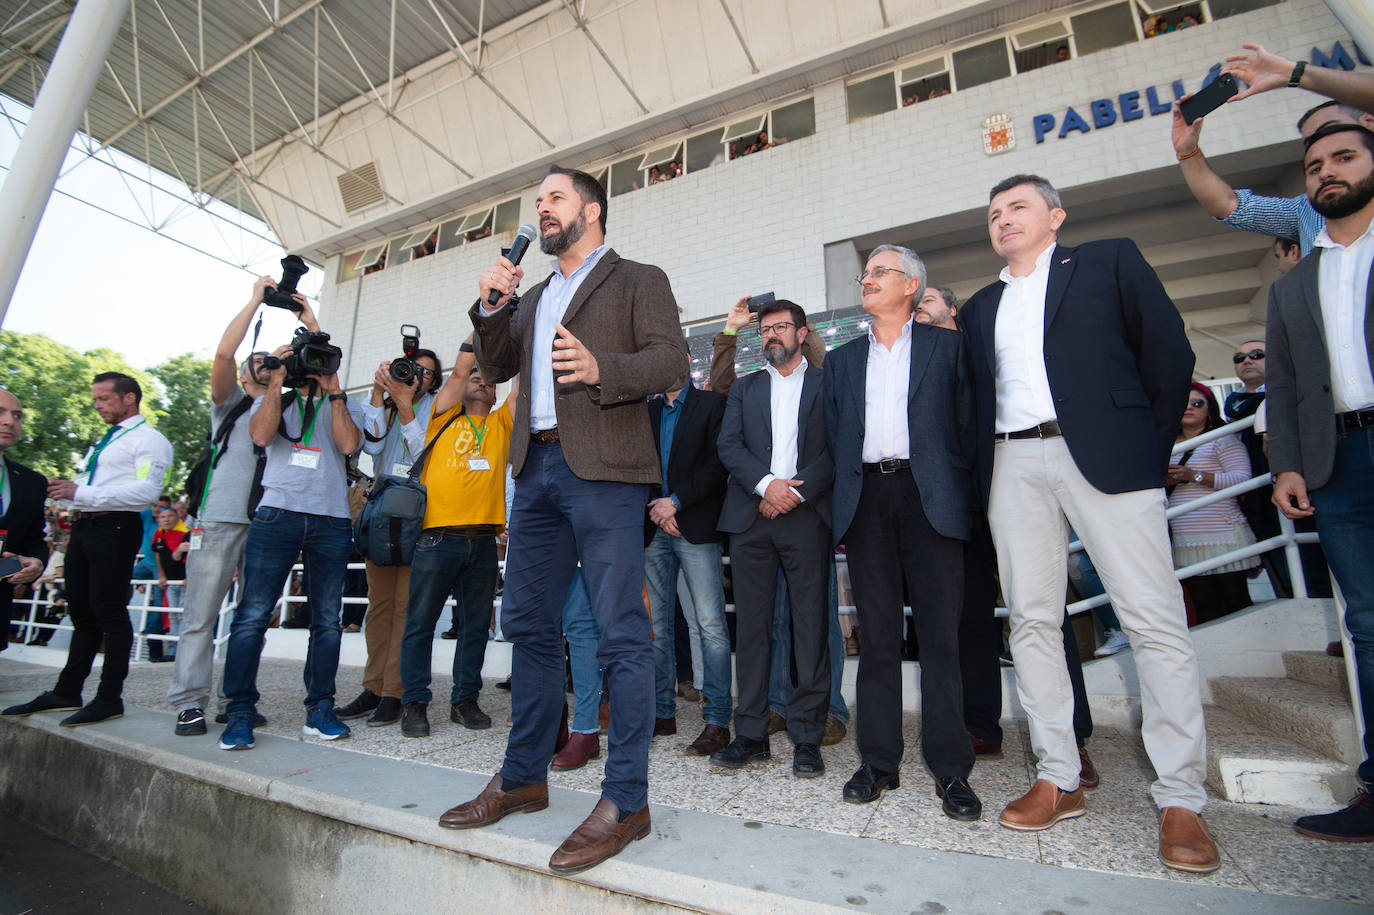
top-left (147, 353), bottom-right (212, 496)
top-left (0, 332), bottom-right (210, 496)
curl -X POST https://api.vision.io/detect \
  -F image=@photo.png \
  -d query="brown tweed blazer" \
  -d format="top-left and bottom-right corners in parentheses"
top-left (468, 248), bottom-right (689, 484)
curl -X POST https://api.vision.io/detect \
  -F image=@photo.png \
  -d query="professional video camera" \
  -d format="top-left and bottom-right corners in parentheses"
top-left (259, 326), bottom-right (343, 388)
top-left (388, 324), bottom-right (425, 385)
top-left (262, 255), bottom-right (309, 313)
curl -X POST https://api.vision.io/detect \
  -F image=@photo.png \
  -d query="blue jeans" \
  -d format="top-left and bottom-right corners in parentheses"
top-left (645, 530), bottom-right (731, 727)
top-left (1066, 528), bottom-right (1121, 630)
top-left (222, 506), bottom-right (353, 717)
top-left (768, 557), bottom-right (848, 722)
top-left (1309, 427), bottom-right (1374, 785)
top-left (400, 531), bottom-right (498, 705)
top-left (498, 442), bottom-right (652, 812)
top-left (562, 569), bottom-right (604, 733)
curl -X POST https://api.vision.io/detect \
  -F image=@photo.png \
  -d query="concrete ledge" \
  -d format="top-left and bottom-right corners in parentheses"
top-left (0, 698), bottom-right (1354, 915)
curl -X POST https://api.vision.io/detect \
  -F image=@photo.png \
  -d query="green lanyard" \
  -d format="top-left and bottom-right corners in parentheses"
top-left (299, 400), bottom-right (320, 449)
top-left (464, 414), bottom-right (487, 455)
top-left (86, 419), bottom-right (145, 484)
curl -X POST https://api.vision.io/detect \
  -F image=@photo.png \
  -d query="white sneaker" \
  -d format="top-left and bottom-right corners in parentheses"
top-left (1094, 628), bottom-right (1130, 658)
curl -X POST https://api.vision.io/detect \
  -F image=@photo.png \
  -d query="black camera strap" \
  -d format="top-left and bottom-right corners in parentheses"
top-left (275, 388), bottom-right (321, 444)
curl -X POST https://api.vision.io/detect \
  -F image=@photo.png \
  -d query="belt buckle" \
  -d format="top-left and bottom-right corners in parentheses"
top-left (878, 458), bottom-right (901, 474)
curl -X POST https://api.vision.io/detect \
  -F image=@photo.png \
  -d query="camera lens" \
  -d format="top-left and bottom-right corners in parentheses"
top-left (389, 359), bottom-right (415, 384)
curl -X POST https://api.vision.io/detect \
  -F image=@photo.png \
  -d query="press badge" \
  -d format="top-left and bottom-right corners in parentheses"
top-left (188, 529), bottom-right (204, 550)
top-left (391, 462), bottom-right (413, 476)
top-left (290, 445), bottom-right (322, 469)
top-left (467, 456), bottom-right (491, 471)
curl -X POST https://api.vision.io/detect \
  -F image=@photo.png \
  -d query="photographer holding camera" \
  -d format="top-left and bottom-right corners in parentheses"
top-left (337, 328), bottom-right (443, 727)
top-left (218, 292), bottom-right (365, 751)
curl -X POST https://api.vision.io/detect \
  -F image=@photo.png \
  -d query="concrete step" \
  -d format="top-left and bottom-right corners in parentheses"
top-left (1210, 675), bottom-right (1362, 766)
top-left (1283, 650), bottom-right (1349, 697)
top-left (1204, 705), bottom-right (1354, 807)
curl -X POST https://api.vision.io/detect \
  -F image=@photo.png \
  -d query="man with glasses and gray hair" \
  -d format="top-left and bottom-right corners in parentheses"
top-left (822, 245), bottom-right (980, 818)
top-left (961, 174), bottom-right (1218, 873)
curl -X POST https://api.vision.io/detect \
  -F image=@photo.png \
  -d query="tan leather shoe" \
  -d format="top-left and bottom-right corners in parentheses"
top-left (999, 779), bottom-right (1085, 831)
top-left (551, 732), bottom-right (600, 771)
top-left (1159, 807), bottom-right (1221, 873)
top-left (969, 733), bottom-right (1004, 759)
top-left (438, 774), bottom-right (548, 829)
top-left (548, 798), bottom-right (651, 875)
top-left (821, 715), bottom-right (847, 746)
top-left (1077, 744), bottom-right (1100, 790)
top-left (685, 723), bottom-right (730, 756)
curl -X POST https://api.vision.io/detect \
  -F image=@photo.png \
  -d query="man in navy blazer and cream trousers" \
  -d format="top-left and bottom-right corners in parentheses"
top-left (960, 175), bottom-right (1219, 873)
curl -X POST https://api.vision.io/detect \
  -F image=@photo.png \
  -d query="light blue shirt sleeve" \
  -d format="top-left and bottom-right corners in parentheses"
top-left (1222, 190), bottom-right (1323, 255)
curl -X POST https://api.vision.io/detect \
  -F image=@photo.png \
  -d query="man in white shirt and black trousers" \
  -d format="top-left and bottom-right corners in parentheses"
top-left (4, 372), bottom-right (172, 726)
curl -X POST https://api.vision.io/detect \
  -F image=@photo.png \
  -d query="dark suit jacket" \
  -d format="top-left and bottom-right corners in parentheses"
top-left (469, 249), bottom-right (689, 484)
top-left (645, 384), bottom-right (728, 545)
top-left (1267, 249), bottom-right (1374, 489)
top-left (823, 324), bottom-right (975, 546)
top-left (716, 364), bottom-right (832, 534)
top-left (1, 456), bottom-right (51, 645)
top-left (961, 238), bottom-right (1194, 505)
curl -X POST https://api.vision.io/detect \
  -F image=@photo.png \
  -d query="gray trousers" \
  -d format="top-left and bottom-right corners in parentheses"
top-left (166, 520), bottom-right (249, 712)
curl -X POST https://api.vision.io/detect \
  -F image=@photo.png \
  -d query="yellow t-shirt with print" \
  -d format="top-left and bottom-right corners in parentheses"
top-left (419, 401), bottom-right (513, 529)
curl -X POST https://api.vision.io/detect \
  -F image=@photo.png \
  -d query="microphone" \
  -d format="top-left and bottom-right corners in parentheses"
top-left (488, 223), bottom-right (539, 306)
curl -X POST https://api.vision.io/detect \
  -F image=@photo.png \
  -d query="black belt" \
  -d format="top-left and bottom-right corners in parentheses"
top-left (431, 524), bottom-right (502, 539)
top-left (531, 427), bottom-right (560, 443)
top-left (1336, 409), bottom-right (1374, 434)
top-left (996, 420), bottom-right (1062, 442)
top-left (863, 458), bottom-right (910, 474)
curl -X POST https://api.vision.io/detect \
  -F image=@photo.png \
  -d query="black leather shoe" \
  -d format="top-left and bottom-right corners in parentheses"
top-left (793, 742), bottom-right (824, 778)
top-left (843, 763), bottom-right (900, 804)
top-left (367, 696), bottom-right (401, 727)
top-left (401, 703), bottom-right (430, 738)
top-left (214, 711), bottom-right (267, 726)
top-left (936, 776), bottom-right (983, 821)
top-left (710, 735), bottom-right (771, 769)
top-left (451, 698), bottom-right (492, 730)
top-left (2, 691), bottom-right (82, 716)
top-left (336, 689), bottom-right (380, 720)
top-left (60, 698), bottom-right (124, 727)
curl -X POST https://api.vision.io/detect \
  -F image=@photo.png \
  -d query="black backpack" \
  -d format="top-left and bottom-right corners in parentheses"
top-left (186, 394), bottom-right (253, 517)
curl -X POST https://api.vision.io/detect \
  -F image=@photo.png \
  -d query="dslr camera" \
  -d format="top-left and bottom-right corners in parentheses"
top-left (388, 325), bottom-right (425, 386)
top-left (262, 255), bottom-right (309, 313)
top-left (260, 326), bottom-right (343, 388)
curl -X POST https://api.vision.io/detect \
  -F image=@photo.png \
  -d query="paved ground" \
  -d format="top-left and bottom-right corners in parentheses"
top-left (3, 654), bottom-right (1372, 909)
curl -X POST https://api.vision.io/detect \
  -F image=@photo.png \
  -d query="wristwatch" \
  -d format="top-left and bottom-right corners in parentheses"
top-left (328, 393), bottom-right (348, 403)
top-left (1289, 60), bottom-right (1307, 88)
top-left (1192, 470), bottom-right (1205, 484)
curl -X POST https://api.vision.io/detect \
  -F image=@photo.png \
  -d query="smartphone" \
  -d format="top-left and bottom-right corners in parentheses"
top-left (1179, 72), bottom-right (1238, 125)
top-left (746, 291), bottom-right (776, 313)
top-left (0, 555), bottom-right (23, 580)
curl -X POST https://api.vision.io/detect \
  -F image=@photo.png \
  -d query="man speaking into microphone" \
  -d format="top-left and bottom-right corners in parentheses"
top-left (438, 166), bottom-right (688, 875)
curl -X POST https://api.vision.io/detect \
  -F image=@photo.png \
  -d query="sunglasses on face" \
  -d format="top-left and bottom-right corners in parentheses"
top-left (1187, 398), bottom-right (1207, 409)
top-left (1232, 349), bottom-right (1265, 364)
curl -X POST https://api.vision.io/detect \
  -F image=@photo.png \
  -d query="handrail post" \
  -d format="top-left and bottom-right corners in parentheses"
top-left (1277, 512), bottom-right (1308, 600)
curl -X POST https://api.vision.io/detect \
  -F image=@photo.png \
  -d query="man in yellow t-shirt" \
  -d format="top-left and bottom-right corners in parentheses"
top-left (398, 341), bottom-right (517, 737)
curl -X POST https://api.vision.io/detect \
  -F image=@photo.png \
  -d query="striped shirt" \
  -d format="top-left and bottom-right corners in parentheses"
top-left (1167, 433), bottom-right (1253, 547)
top-left (1222, 190), bottom-right (1323, 256)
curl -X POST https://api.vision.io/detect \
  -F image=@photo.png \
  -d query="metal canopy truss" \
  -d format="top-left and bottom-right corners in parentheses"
top-left (0, 0), bottom-right (1091, 261)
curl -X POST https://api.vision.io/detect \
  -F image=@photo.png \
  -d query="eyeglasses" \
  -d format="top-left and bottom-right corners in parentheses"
top-left (759, 322), bottom-right (796, 337)
top-left (1187, 398), bottom-right (1207, 409)
top-left (1232, 349), bottom-right (1265, 364)
top-left (854, 266), bottom-right (912, 285)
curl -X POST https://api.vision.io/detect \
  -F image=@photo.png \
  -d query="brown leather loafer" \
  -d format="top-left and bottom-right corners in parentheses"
top-left (653, 716), bottom-right (677, 736)
top-left (438, 774), bottom-right (548, 829)
top-left (548, 798), bottom-right (651, 875)
top-left (1159, 807), bottom-right (1221, 873)
top-left (551, 732), bottom-right (600, 771)
top-left (1077, 744), bottom-right (1100, 790)
top-left (999, 779), bottom-right (1085, 831)
top-left (685, 723), bottom-right (730, 756)
top-left (969, 733), bottom-right (1004, 759)
top-left (821, 715), bottom-right (847, 746)
top-left (766, 710), bottom-right (786, 735)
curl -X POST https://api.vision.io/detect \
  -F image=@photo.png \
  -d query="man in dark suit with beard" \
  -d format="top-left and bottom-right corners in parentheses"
top-left (0, 390), bottom-right (49, 648)
top-left (822, 245), bottom-right (979, 819)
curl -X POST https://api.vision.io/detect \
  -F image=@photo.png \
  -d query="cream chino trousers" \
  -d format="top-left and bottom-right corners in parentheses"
top-left (988, 435), bottom-right (1207, 812)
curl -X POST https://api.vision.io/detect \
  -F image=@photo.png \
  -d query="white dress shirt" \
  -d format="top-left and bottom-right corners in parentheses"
top-left (993, 242), bottom-right (1059, 433)
top-left (755, 357), bottom-right (809, 498)
top-left (530, 244), bottom-right (609, 431)
top-left (1313, 222), bottom-right (1374, 413)
top-left (862, 319), bottom-right (912, 463)
top-left (72, 414), bottom-right (173, 512)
